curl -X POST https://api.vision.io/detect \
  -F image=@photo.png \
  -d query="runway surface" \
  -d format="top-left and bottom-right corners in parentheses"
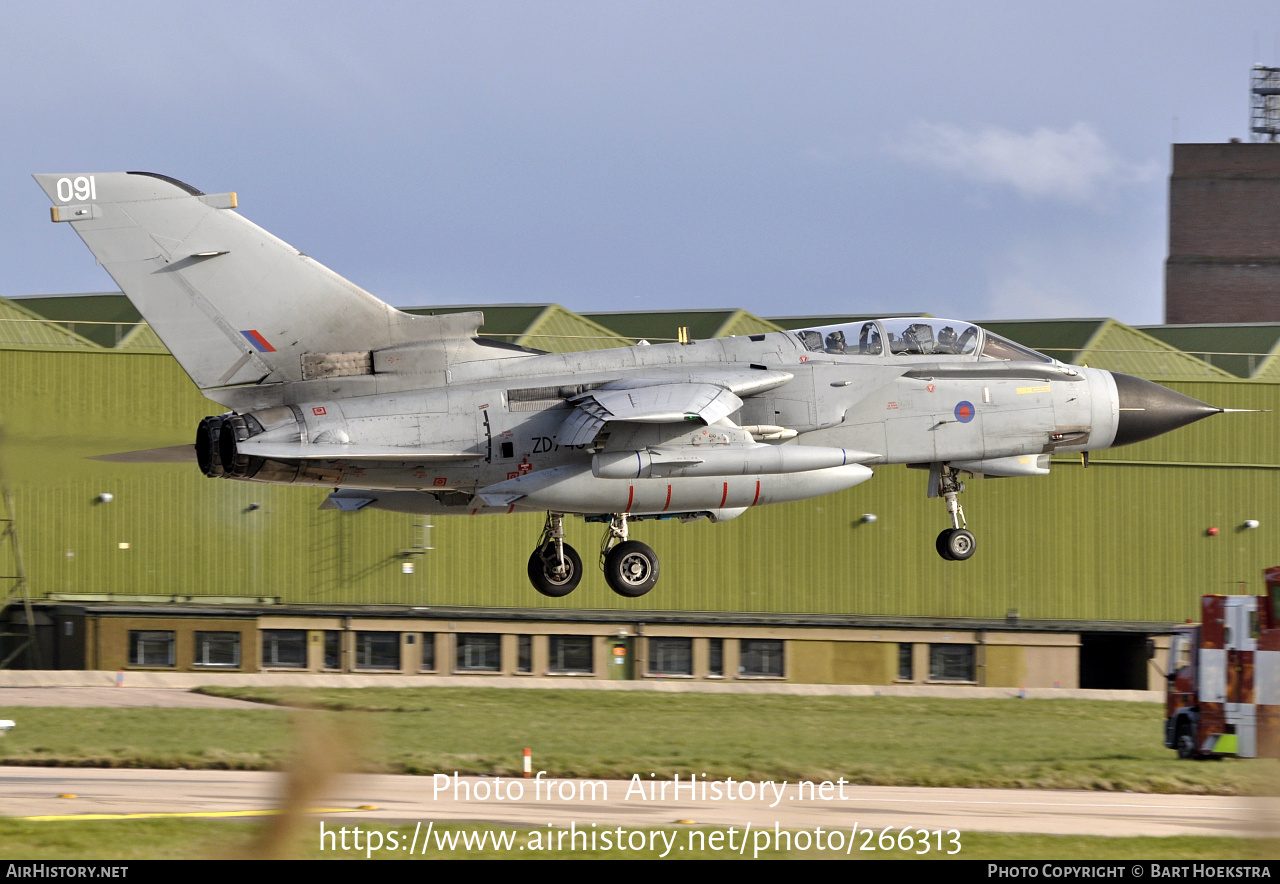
top-left (0, 687), bottom-right (272, 709)
top-left (2, 768), bottom-right (1274, 838)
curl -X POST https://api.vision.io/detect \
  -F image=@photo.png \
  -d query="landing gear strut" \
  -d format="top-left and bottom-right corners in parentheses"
top-left (931, 464), bottom-right (976, 561)
top-left (600, 513), bottom-right (660, 598)
top-left (527, 512), bottom-right (582, 597)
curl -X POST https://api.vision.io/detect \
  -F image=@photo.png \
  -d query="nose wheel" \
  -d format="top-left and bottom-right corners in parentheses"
top-left (527, 513), bottom-right (583, 597)
top-left (600, 513), bottom-right (660, 597)
top-left (931, 464), bottom-right (976, 561)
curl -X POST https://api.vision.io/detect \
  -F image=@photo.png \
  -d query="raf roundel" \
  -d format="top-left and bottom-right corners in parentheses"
top-left (954, 401), bottom-right (976, 423)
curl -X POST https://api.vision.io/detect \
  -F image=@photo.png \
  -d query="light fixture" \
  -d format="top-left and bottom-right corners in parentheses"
top-left (1243, 520), bottom-right (1260, 530)
top-left (861, 513), bottom-right (877, 523)
top-left (95, 492), bottom-right (113, 504)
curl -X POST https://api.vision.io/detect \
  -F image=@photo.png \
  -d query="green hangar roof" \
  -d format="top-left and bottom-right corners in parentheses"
top-left (1136, 323), bottom-right (1280, 379)
top-left (0, 296), bottom-right (100, 349)
top-left (583, 309), bottom-right (783, 341)
top-left (9, 293), bottom-right (141, 348)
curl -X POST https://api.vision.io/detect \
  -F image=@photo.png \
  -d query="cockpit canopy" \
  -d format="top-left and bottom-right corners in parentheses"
top-left (793, 318), bottom-right (1054, 363)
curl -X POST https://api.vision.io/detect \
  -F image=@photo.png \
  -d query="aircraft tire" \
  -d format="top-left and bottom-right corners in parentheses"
top-left (936, 529), bottom-right (955, 560)
top-left (527, 542), bottom-right (583, 597)
top-left (945, 529), bottom-right (976, 561)
top-left (603, 540), bottom-right (660, 598)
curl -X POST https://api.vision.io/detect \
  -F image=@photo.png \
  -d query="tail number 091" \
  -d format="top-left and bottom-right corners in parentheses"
top-left (56, 176), bottom-right (96, 203)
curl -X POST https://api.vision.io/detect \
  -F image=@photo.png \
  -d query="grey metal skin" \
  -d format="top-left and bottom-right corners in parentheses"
top-left (34, 172), bottom-right (1221, 582)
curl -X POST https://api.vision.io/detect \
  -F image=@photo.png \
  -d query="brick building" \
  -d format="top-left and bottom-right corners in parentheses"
top-left (1165, 142), bottom-right (1280, 323)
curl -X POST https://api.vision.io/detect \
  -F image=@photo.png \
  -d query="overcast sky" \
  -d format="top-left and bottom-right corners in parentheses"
top-left (2, 1), bottom-right (1275, 324)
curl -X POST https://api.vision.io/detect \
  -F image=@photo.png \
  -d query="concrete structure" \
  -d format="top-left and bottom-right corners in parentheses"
top-left (1165, 142), bottom-right (1280, 323)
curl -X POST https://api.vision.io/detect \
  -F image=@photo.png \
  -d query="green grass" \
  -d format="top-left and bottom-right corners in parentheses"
top-left (2, 689), bottom-right (1272, 794)
top-left (0, 819), bottom-right (1274, 860)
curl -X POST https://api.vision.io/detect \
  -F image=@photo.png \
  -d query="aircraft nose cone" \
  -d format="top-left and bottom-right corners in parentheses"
top-left (1109, 372), bottom-right (1221, 447)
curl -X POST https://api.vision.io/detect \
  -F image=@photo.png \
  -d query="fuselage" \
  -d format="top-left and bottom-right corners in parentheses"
top-left (206, 317), bottom-right (1132, 518)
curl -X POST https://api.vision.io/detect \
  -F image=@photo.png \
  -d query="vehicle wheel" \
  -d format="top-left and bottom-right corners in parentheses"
top-left (946, 528), bottom-right (976, 561)
top-left (527, 542), bottom-right (582, 597)
top-left (603, 540), bottom-right (660, 598)
top-left (936, 529), bottom-right (955, 560)
top-left (1175, 721), bottom-right (1197, 760)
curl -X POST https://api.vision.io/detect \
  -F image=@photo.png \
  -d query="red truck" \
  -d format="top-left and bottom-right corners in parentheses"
top-left (1164, 570), bottom-right (1280, 759)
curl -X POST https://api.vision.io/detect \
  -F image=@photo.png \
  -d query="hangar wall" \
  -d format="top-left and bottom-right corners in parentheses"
top-left (2, 341), bottom-right (1277, 624)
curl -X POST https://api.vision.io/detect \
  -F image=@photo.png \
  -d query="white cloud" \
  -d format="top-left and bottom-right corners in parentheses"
top-left (891, 122), bottom-right (1159, 205)
top-left (980, 236), bottom-right (1164, 324)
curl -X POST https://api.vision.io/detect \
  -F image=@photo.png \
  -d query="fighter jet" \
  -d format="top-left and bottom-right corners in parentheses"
top-left (34, 172), bottom-right (1223, 598)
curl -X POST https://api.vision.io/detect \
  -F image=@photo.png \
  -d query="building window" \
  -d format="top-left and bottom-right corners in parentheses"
top-left (929, 644), bottom-right (975, 682)
top-left (356, 632), bottom-right (400, 670)
top-left (739, 639), bottom-right (784, 678)
top-left (648, 637), bottom-right (692, 676)
top-left (549, 636), bottom-right (593, 674)
top-left (421, 633), bottom-right (436, 671)
top-left (129, 630), bottom-right (174, 667)
top-left (456, 634), bottom-right (501, 672)
top-left (194, 631), bottom-right (240, 668)
top-left (324, 631), bottom-right (341, 670)
top-left (898, 643), bottom-right (914, 681)
top-left (708, 638), bottom-right (724, 677)
top-left (262, 630), bottom-right (307, 668)
top-left (517, 635), bottom-right (532, 673)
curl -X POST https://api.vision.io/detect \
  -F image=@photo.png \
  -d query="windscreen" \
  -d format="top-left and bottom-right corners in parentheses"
top-left (979, 332), bottom-right (1054, 363)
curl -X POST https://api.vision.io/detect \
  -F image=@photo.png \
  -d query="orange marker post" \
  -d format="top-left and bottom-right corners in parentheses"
top-left (523, 747), bottom-right (532, 777)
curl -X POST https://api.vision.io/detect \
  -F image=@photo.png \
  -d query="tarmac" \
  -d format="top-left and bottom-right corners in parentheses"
top-left (2, 768), bottom-right (1274, 838)
top-left (0, 669), bottom-right (1162, 702)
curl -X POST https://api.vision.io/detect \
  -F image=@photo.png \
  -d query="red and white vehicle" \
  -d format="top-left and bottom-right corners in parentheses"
top-left (1164, 572), bottom-right (1280, 759)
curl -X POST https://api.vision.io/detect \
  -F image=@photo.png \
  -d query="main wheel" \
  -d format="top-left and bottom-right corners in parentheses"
top-left (945, 528), bottom-right (976, 561)
top-left (936, 529), bottom-right (955, 560)
top-left (603, 540), bottom-right (660, 598)
top-left (527, 542), bottom-right (582, 597)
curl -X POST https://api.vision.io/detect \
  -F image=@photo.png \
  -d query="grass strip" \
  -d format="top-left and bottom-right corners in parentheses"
top-left (0, 819), bottom-right (1275, 861)
top-left (1, 689), bottom-right (1273, 794)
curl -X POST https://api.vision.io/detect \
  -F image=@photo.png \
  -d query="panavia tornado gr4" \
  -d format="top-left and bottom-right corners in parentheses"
top-left (35, 172), bottom-right (1224, 598)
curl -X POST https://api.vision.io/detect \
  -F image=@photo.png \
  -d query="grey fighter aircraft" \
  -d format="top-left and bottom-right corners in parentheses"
top-left (34, 172), bottom-right (1224, 598)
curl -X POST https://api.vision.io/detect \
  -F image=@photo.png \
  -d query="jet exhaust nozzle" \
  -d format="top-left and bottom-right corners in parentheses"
top-left (1109, 372), bottom-right (1220, 447)
top-left (195, 414), bottom-right (228, 478)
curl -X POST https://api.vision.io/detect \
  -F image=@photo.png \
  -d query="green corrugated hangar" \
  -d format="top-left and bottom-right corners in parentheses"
top-left (1, 292), bottom-right (1277, 690)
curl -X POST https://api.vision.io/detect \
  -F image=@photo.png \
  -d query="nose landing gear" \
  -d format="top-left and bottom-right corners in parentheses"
top-left (527, 512), bottom-right (583, 597)
top-left (931, 464), bottom-right (976, 561)
top-left (600, 513), bottom-right (660, 598)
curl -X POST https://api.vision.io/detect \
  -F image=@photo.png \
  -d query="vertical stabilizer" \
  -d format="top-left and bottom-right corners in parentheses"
top-left (34, 172), bottom-right (478, 397)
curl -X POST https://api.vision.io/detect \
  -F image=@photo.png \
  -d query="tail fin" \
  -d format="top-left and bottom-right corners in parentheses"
top-left (34, 172), bottom-right (478, 400)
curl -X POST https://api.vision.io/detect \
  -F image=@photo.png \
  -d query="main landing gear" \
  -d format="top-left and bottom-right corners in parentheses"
top-left (931, 464), bottom-right (976, 561)
top-left (528, 513), bottom-right (583, 597)
top-left (526, 512), bottom-right (660, 598)
top-left (599, 513), bottom-right (660, 598)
